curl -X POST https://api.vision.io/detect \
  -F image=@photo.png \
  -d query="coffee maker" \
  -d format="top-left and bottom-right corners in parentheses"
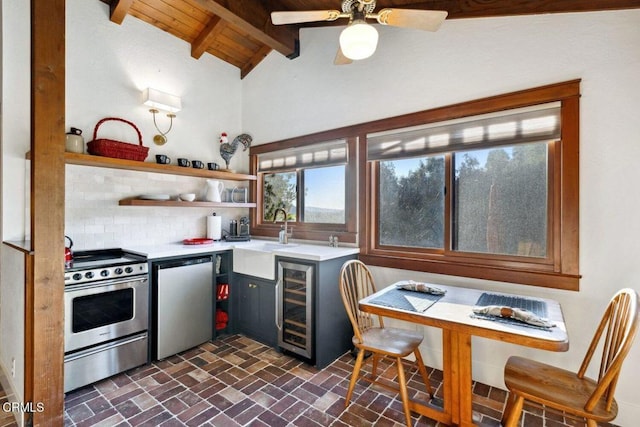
top-left (225, 217), bottom-right (250, 242)
top-left (239, 216), bottom-right (250, 237)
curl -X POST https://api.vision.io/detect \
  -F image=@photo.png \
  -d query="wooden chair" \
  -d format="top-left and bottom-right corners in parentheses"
top-left (502, 288), bottom-right (639, 427)
top-left (339, 259), bottom-right (432, 427)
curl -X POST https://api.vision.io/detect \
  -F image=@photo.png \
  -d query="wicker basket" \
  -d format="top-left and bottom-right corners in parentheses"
top-left (87, 117), bottom-right (148, 161)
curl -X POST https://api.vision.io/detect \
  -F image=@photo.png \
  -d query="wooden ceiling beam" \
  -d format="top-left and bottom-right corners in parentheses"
top-left (241, 44), bottom-right (273, 79)
top-left (193, 0), bottom-right (299, 58)
top-left (376, 0), bottom-right (640, 20)
top-left (192, 16), bottom-right (224, 59)
top-left (109, 0), bottom-right (134, 24)
top-left (297, 0), bottom-right (640, 28)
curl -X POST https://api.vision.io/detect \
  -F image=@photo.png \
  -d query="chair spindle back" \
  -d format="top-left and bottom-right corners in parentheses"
top-left (339, 260), bottom-right (384, 344)
top-left (578, 288), bottom-right (639, 412)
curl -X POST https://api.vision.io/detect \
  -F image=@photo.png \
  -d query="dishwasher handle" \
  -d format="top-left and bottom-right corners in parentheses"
top-left (155, 255), bottom-right (213, 270)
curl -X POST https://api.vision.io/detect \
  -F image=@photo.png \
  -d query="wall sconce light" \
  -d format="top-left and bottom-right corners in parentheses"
top-left (143, 88), bottom-right (182, 145)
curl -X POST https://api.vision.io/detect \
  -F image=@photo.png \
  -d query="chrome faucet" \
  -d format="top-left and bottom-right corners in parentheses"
top-left (273, 208), bottom-right (291, 244)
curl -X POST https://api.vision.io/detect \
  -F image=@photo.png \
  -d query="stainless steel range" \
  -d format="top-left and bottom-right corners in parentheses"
top-left (63, 249), bottom-right (149, 393)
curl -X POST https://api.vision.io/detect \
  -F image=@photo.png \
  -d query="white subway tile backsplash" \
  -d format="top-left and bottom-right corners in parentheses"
top-left (65, 164), bottom-right (250, 250)
top-left (113, 215), bottom-right (132, 225)
top-left (84, 224), bottom-right (105, 234)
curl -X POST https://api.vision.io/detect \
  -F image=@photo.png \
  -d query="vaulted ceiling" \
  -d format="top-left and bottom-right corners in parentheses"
top-left (100, 0), bottom-right (640, 78)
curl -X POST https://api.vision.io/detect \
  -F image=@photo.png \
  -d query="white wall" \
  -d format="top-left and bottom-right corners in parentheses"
top-left (2, 0), bottom-right (248, 246)
top-left (243, 10), bottom-right (640, 426)
top-left (1, 0), bottom-right (30, 241)
top-left (62, 0), bottom-right (248, 249)
top-left (0, 246), bottom-right (25, 427)
top-left (66, 0), bottom-right (244, 161)
top-left (0, 2), bottom-right (28, 424)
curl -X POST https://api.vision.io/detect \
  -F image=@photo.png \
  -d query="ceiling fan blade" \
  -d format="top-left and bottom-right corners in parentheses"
top-left (334, 47), bottom-right (353, 65)
top-left (375, 9), bottom-right (448, 32)
top-left (271, 10), bottom-right (342, 25)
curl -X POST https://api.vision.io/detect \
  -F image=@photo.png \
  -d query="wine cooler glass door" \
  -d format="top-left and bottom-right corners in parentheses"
top-left (277, 261), bottom-right (314, 359)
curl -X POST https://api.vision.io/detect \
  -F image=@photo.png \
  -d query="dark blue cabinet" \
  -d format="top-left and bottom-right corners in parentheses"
top-left (233, 274), bottom-right (277, 347)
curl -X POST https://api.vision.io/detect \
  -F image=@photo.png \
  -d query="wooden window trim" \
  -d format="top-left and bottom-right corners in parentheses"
top-left (249, 80), bottom-right (580, 290)
top-left (360, 80), bottom-right (581, 290)
top-left (249, 137), bottom-right (358, 243)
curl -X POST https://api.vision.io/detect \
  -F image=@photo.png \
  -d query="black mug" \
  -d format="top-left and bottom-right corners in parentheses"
top-left (192, 160), bottom-right (204, 169)
top-left (177, 158), bottom-right (191, 167)
top-left (155, 154), bottom-right (171, 164)
top-left (207, 162), bottom-right (219, 171)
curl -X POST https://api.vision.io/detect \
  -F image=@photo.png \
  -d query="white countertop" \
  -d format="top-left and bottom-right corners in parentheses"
top-left (265, 243), bottom-right (359, 261)
top-left (126, 239), bottom-right (359, 262)
top-left (126, 241), bottom-right (235, 259)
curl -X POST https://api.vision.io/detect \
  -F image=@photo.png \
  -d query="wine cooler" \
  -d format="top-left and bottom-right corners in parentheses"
top-left (277, 260), bottom-right (314, 360)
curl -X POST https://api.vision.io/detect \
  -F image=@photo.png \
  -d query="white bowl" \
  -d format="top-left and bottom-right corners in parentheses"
top-left (179, 193), bottom-right (196, 202)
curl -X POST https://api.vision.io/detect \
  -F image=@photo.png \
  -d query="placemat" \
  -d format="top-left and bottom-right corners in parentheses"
top-left (369, 288), bottom-right (443, 312)
top-left (475, 292), bottom-right (548, 317)
top-left (473, 292), bottom-right (552, 330)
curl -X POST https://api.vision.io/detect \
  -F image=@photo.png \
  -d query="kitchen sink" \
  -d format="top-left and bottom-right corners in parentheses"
top-left (242, 242), bottom-right (299, 252)
top-left (233, 243), bottom-right (299, 279)
top-left (233, 247), bottom-right (275, 279)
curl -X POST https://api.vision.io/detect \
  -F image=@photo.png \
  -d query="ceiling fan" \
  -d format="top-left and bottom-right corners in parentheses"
top-left (271, 0), bottom-right (448, 64)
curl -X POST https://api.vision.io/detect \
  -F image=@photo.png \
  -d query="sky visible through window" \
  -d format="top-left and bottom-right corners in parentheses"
top-left (305, 165), bottom-right (345, 210)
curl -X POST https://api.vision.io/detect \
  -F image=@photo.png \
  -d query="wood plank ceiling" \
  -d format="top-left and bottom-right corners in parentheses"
top-left (101, 0), bottom-right (640, 79)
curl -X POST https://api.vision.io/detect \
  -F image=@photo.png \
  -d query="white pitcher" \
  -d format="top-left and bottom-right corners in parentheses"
top-left (205, 179), bottom-right (225, 202)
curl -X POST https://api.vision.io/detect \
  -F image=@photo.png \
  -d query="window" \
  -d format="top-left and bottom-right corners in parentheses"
top-left (303, 165), bottom-right (346, 224)
top-left (453, 143), bottom-right (548, 257)
top-left (377, 142), bottom-right (549, 255)
top-left (378, 156), bottom-right (445, 249)
top-left (263, 171), bottom-right (297, 221)
top-left (361, 81), bottom-right (580, 290)
top-left (262, 165), bottom-right (346, 224)
top-left (250, 137), bottom-right (357, 242)
top-left (249, 81), bottom-right (580, 289)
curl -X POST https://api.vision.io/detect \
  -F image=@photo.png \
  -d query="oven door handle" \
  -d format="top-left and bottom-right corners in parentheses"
top-left (64, 333), bottom-right (147, 362)
top-left (65, 275), bottom-right (147, 293)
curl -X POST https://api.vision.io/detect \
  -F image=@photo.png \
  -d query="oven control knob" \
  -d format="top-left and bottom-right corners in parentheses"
top-left (125, 267), bottom-right (133, 274)
top-left (73, 273), bottom-right (82, 281)
top-left (84, 271), bottom-right (94, 279)
top-left (114, 267), bottom-right (124, 275)
top-left (100, 270), bottom-right (109, 278)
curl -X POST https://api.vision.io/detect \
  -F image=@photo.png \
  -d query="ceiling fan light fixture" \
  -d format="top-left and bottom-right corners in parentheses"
top-left (339, 21), bottom-right (378, 60)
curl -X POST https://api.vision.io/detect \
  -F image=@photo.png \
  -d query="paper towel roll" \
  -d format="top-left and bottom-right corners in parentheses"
top-left (207, 215), bottom-right (222, 240)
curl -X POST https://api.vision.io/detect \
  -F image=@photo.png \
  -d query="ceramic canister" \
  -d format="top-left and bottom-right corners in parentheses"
top-left (65, 127), bottom-right (84, 153)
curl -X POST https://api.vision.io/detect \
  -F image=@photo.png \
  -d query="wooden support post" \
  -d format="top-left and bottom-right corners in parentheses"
top-left (29, 0), bottom-right (66, 424)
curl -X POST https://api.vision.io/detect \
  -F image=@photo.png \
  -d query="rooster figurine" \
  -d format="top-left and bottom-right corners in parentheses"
top-left (219, 132), bottom-right (252, 170)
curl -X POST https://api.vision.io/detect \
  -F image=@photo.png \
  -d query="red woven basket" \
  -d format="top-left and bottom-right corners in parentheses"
top-left (87, 117), bottom-right (148, 161)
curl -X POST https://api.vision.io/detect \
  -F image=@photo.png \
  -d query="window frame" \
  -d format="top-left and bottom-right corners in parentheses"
top-left (249, 136), bottom-right (358, 243)
top-left (248, 80), bottom-right (580, 290)
top-left (360, 81), bottom-right (580, 290)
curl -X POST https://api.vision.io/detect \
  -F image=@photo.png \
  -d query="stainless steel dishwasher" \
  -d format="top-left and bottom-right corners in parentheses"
top-left (152, 255), bottom-right (213, 360)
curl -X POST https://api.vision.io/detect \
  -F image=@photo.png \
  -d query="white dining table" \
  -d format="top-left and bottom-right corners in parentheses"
top-left (359, 283), bottom-right (569, 427)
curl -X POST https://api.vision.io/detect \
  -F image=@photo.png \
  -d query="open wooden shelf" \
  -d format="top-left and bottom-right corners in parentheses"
top-left (27, 151), bottom-right (257, 181)
top-left (118, 197), bottom-right (256, 208)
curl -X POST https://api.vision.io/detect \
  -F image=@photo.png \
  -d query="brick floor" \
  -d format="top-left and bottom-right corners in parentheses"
top-left (0, 335), bottom-right (619, 426)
